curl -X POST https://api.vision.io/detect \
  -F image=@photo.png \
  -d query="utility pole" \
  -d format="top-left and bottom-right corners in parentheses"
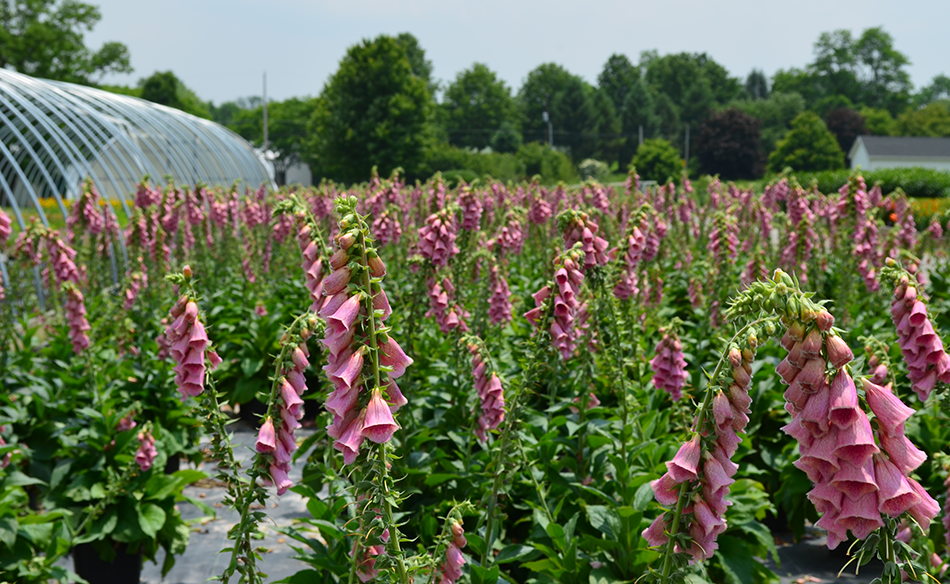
top-left (543, 111), bottom-right (553, 147)
top-left (684, 124), bottom-right (690, 174)
top-left (638, 124), bottom-right (643, 147)
top-left (262, 72), bottom-right (268, 150)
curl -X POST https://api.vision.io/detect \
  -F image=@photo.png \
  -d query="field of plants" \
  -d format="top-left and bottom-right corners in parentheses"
top-left (2, 169), bottom-right (950, 584)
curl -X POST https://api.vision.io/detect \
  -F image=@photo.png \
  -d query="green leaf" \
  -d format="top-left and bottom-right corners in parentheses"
top-left (495, 543), bottom-right (538, 564)
top-left (715, 535), bottom-right (754, 584)
top-left (0, 515), bottom-right (17, 548)
top-left (1, 471), bottom-right (45, 488)
top-left (737, 521), bottom-right (778, 565)
top-left (423, 473), bottom-right (460, 487)
top-left (144, 475), bottom-right (180, 501)
top-left (632, 482), bottom-right (655, 512)
top-left (138, 503), bottom-right (166, 539)
top-left (589, 566), bottom-right (628, 584)
top-left (470, 564), bottom-right (500, 584)
top-left (585, 505), bottom-right (621, 539)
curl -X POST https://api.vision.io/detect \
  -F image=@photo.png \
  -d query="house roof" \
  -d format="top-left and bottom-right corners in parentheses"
top-left (850, 135), bottom-right (950, 160)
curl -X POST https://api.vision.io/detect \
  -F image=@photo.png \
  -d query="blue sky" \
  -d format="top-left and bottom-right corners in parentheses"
top-left (87, 0), bottom-right (950, 105)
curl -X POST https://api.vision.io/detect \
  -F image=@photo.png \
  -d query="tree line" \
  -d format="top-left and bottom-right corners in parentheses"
top-left (3, 1), bottom-right (950, 184)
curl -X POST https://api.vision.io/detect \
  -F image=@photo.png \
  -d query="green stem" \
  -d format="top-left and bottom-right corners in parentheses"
top-left (657, 316), bottom-right (775, 584)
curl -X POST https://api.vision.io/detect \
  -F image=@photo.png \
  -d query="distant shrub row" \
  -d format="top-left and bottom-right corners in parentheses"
top-left (421, 142), bottom-right (577, 186)
top-left (793, 167), bottom-right (950, 199)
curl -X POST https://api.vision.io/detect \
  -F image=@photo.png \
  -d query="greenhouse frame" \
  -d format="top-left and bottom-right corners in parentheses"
top-left (0, 69), bottom-right (272, 231)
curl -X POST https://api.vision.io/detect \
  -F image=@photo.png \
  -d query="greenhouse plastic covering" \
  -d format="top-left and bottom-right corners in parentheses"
top-left (0, 68), bottom-right (271, 230)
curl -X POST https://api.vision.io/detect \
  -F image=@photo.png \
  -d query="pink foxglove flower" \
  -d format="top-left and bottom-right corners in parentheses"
top-left (161, 289), bottom-right (222, 400)
top-left (320, 200), bottom-right (412, 466)
top-left (116, 414), bottom-right (136, 432)
top-left (298, 222), bottom-right (327, 313)
top-left (64, 285), bottom-right (91, 354)
top-left (134, 431), bottom-right (157, 471)
top-left (437, 520), bottom-right (467, 584)
top-left (614, 225), bottom-right (645, 301)
top-left (651, 329), bottom-right (688, 401)
top-left (528, 191), bottom-right (553, 225)
top-left (562, 211), bottom-right (611, 270)
top-left (458, 188), bottom-right (483, 231)
top-left (468, 342), bottom-right (505, 442)
top-left (890, 277), bottom-right (950, 401)
top-left (0, 207), bottom-right (11, 246)
top-left (417, 209), bottom-right (460, 268)
top-left (123, 262), bottom-right (147, 311)
top-left (488, 265), bottom-right (513, 326)
top-left (426, 276), bottom-right (469, 334)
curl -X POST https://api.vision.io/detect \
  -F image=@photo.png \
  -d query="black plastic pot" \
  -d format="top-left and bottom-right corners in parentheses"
top-left (73, 541), bottom-right (142, 584)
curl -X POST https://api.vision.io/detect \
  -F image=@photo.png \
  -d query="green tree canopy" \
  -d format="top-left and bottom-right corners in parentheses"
top-left (307, 34), bottom-right (431, 184)
top-left (518, 63), bottom-right (578, 144)
top-left (0, 0), bottom-right (131, 84)
top-left (745, 69), bottom-right (770, 100)
top-left (442, 63), bottom-right (518, 150)
top-left (618, 76), bottom-right (659, 167)
top-left (730, 91), bottom-right (805, 155)
top-left (860, 106), bottom-right (897, 136)
top-left (231, 97), bottom-right (318, 184)
top-left (772, 27), bottom-right (911, 115)
top-left (767, 111), bottom-right (844, 173)
top-left (597, 53), bottom-right (641, 117)
top-left (395, 32), bottom-right (437, 97)
top-left (549, 77), bottom-right (598, 161)
top-left (641, 51), bottom-right (739, 129)
top-left (916, 74), bottom-right (950, 107)
top-left (631, 138), bottom-right (682, 183)
top-left (896, 102), bottom-right (950, 137)
top-left (138, 71), bottom-right (211, 119)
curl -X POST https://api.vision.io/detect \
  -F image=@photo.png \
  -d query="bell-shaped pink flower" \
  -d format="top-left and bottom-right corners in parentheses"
top-left (879, 431), bottom-right (927, 475)
top-left (837, 491), bottom-right (884, 539)
top-left (666, 435), bottom-right (701, 483)
top-left (874, 455), bottom-right (920, 517)
top-left (830, 458), bottom-right (878, 500)
top-left (906, 478), bottom-right (940, 529)
top-left (833, 410), bottom-right (879, 466)
top-left (256, 417), bottom-right (277, 453)
top-left (379, 337), bottom-right (413, 379)
top-left (862, 379), bottom-right (914, 435)
top-left (333, 411), bottom-right (366, 465)
top-left (828, 370), bottom-right (859, 429)
top-left (642, 515), bottom-right (670, 547)
top-left (362, 388), bottom-right (399, 444)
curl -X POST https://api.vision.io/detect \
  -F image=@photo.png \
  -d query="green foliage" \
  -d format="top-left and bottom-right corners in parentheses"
top-left (619, 75), bottom-right (660, 166)
top-left (307, 34), bottom-right (432, 184)
top-left (744, 69), bottom-right (770, 100)
top-left (730, 91), bottom-right (805, 155)
top-left (138, 71), bottom-right (211, 119)
top-left (442, 63), bottom-right (519, 150)
top-left (896, 102), bottom-right (950, 137)
top-left (0, 0), bottom-right (131, 84)
top-left (631, 138), bottom-right (682, 183)
top-left (422, 144), bottom-right (525, 184)
top-left (490, 121), bottom-right (523, 154)
top-left (518, 63), bottom-right (578, 144)
top-left (642, 51), bottom-right (741, 129)
top-left (516, 142), bottom-right (577, 183)
top-left (578, 159), bottom-right (610, 182)
top-left (771, 27), bottom-right (912, 115)
top-left (230, 97), bottom-right (319, 181)
top-left (767, 112), bottom-right (844, 173)
top-left (795, 167), bottom-right (950, 199)
top-left (915, 74), bottom-right (950, 107)
top-left (860, 106), bottom-right (897, 136)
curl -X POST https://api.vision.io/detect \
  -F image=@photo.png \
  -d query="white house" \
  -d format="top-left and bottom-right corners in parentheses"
top-left (849, 136), bottom-right (950, 171)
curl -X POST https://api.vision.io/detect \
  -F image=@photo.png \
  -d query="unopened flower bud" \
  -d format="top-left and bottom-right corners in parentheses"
top-left (183, 265), bottom-right (192, 278)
